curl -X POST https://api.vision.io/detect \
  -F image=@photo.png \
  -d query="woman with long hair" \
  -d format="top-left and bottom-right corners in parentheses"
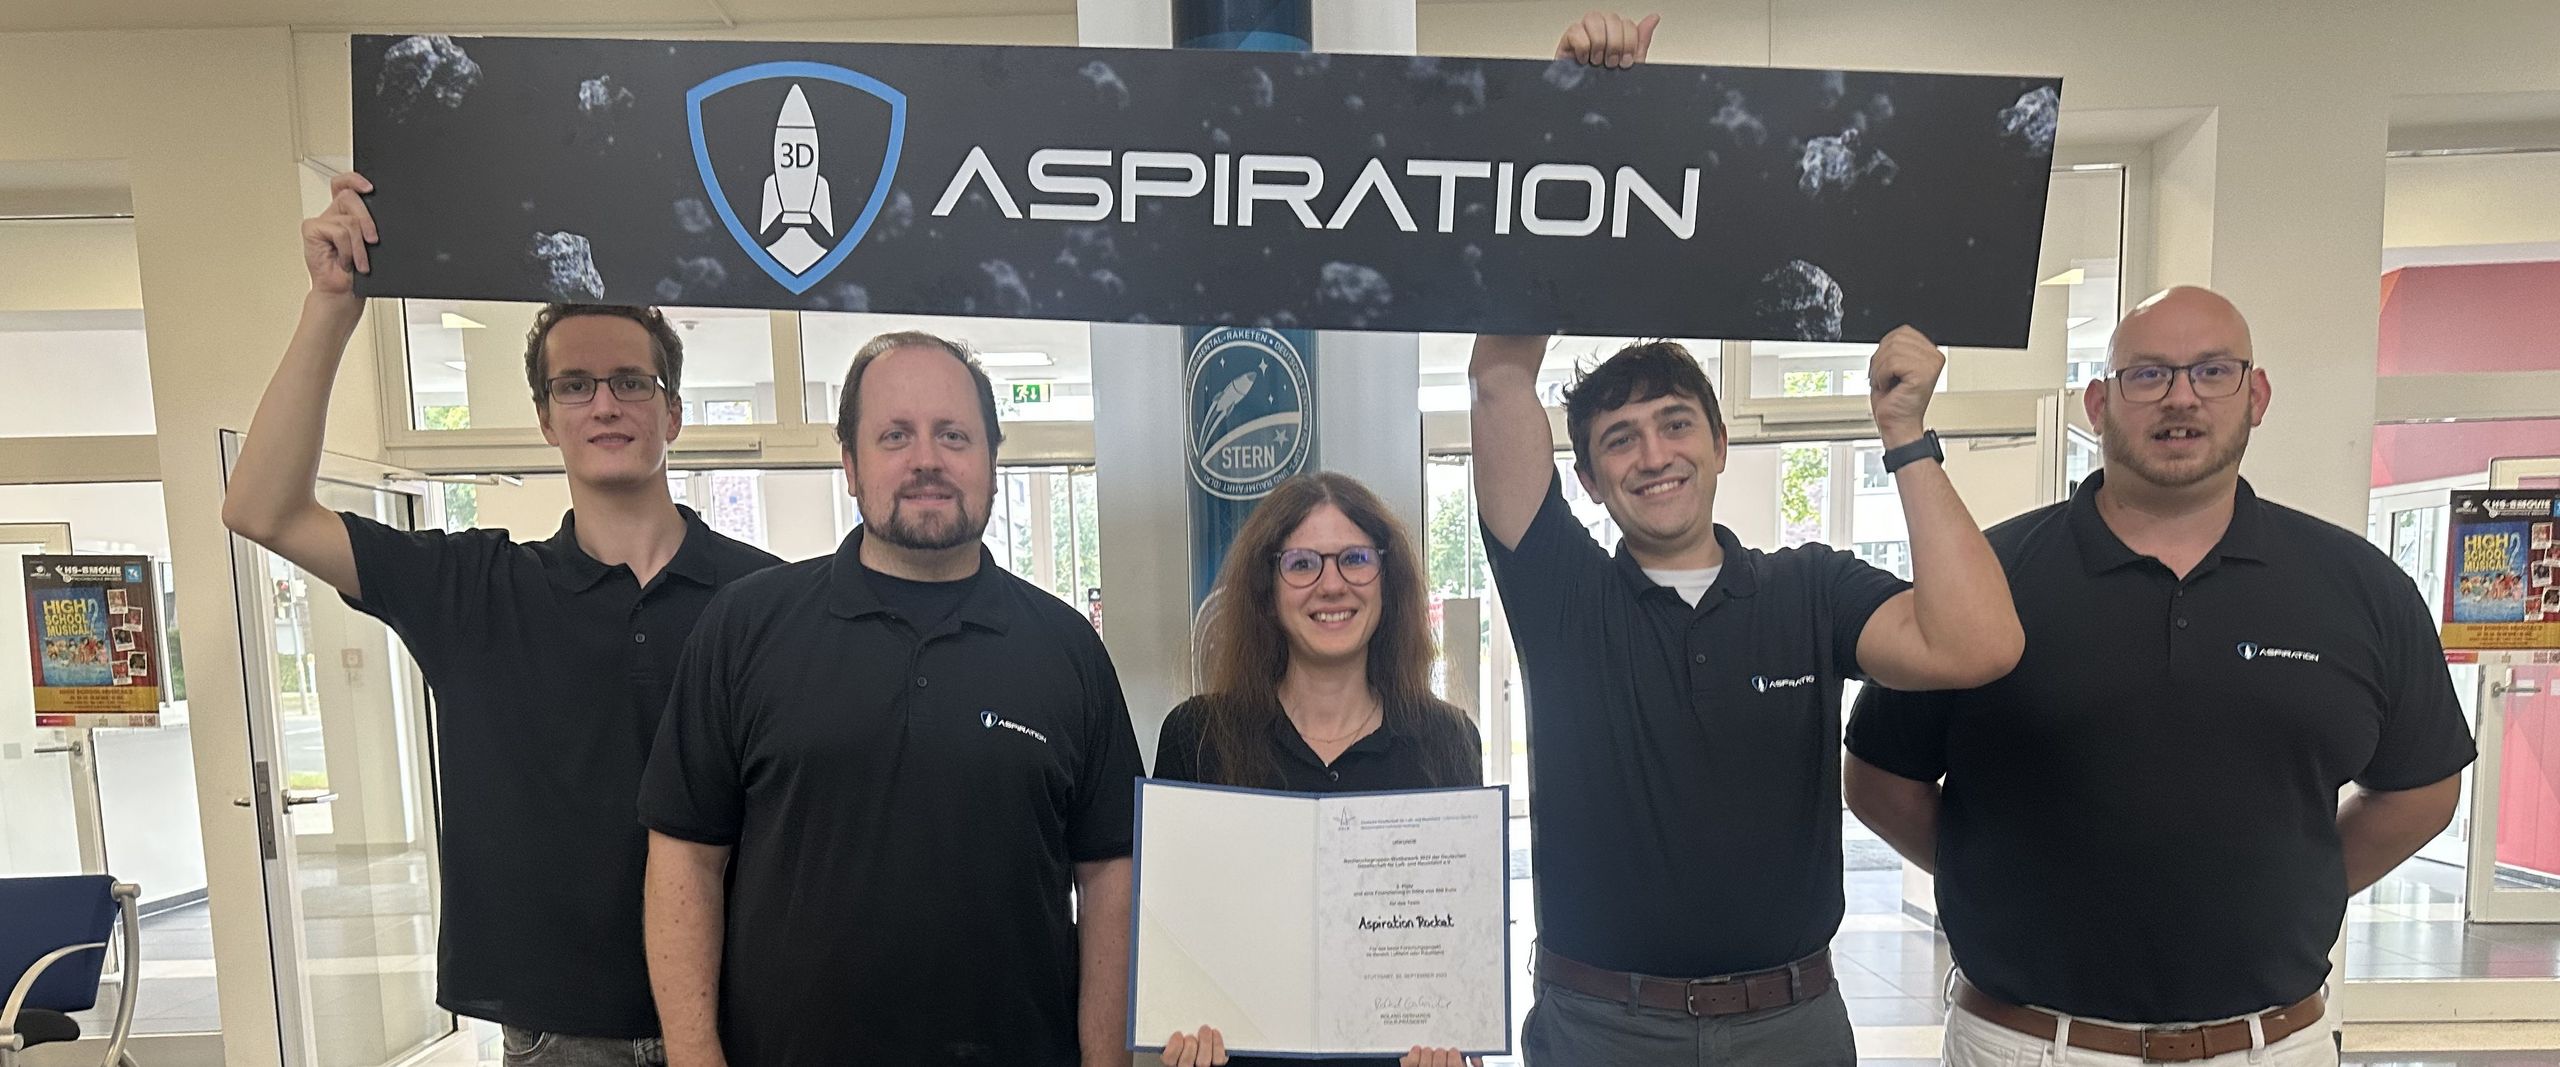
top-left (1153, 472), bottom-right (1485, 1067)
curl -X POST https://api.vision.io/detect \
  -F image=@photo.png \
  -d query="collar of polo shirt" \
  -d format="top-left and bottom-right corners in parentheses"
top-left (543, 505), bottom-right (726, 592)
top-left (823, 526), bottom-right (1012, 634)
top-left (2067, 470), bottom-right (2272, 577)
top-left (1610, 523), bottom-right (1759, 600)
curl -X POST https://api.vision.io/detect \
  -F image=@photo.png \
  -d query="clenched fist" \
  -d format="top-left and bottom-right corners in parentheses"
top-left (1868, 326), bottom-right (1945, 448)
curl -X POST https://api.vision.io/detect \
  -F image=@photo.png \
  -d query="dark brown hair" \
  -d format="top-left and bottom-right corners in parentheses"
top-left (833, 330), bottom-right (1007, 455)
top-left (1562, 340), bottom-right (1726, 476)
top-left (521, 304), bottom-right (686, 404)
top-left (1188, 472), bottom-right (1479, 790)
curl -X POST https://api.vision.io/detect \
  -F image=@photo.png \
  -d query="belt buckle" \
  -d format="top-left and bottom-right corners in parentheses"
top-left (2138, 1025), bottom-right (2205, 1062)
top-left (1682, 977), bottom-right (1728, 1018)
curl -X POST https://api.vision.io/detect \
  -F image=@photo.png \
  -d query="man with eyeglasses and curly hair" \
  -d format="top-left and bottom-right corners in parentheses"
top-left (224, 172), bottom-right (780, 1067)
top-left (1847, 286), bottom-right (2476, 1067)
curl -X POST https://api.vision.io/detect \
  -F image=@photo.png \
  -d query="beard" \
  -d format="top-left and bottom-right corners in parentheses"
top-left (2099, 408), bottom-right (2250, 490)
top-left (856, 471), bottom-right (989, 552)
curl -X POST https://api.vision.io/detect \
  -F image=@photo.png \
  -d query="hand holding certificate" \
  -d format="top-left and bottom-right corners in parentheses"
top-left (1130, 780), bottom-right (1513, 1059)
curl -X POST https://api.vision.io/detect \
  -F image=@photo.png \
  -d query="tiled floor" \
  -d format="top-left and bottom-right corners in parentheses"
top-left (2350, 856), bottom-right (2560, 980)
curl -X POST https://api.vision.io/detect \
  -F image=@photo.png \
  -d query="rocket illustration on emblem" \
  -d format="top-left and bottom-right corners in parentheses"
top-left (1195, 359), bottom-right (1267, 451)
top-left (756, 84), bottom-right (835, 274)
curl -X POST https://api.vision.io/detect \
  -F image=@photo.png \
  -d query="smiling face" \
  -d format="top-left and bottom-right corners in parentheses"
top-left (1272, 503), bottom-right (1384, 669)
top-left (1577, 390), bottom-right (1729, 558)
top-left (534, 314), bottom-right (682, 491)
top-left (842, 344), bottom-right (997, 552)
top-left (2087, 286), bottom-right (2271, 494)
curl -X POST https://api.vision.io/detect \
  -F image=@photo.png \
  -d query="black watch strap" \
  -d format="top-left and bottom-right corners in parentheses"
top-left (1881, 430), bottom-right (1943, 474)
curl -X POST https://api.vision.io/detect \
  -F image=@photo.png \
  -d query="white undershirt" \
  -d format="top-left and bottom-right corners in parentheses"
top-left (1642, 566), bottom-right (1723, 608)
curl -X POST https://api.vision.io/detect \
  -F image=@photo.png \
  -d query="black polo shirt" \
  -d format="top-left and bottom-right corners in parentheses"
top-left (638, 528), bottom-right (1145, 1067)
top-left (1151, 699), bottom-right (1484, 1067)
top-left (1484, 472), bottom-right (1907, 978)
top-left (1847, 472), bottom-right (2476, 1022)
top-left (338, 506), bottom-right (779, 1037)
top-left (1153, 697), bottom-right (1484, 793)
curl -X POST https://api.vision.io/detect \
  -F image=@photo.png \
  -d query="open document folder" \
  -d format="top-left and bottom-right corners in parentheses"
top-left (1129, 779), bottom-right (1513, 1058)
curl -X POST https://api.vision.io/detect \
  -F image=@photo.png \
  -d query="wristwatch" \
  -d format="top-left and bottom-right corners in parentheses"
top-left (1881, 430), bottom-right (1943, 474)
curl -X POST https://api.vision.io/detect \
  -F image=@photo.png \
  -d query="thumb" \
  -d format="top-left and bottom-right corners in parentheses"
top-left (1636, 14), bottom-right (1661, 55)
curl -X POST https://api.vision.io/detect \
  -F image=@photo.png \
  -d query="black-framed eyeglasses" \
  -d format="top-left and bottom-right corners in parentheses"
top-left (1273, 546), bottom-right (1385, 588)
top-left (544, 373), bottom-right (664, 405)
top-left (2106, 359), bottom-right (2251, 403)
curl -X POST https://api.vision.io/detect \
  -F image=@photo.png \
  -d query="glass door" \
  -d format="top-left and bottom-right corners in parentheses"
top-left (2469, 659), bottom-right (2560, 923)
top-left (223, 436), bottom-right (452, 1067)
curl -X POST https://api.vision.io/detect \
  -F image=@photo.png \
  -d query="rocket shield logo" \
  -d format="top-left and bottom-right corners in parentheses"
top-left (686, 62), bottom-right (906, 294)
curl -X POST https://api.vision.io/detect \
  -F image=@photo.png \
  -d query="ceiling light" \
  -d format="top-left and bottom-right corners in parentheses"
top-left (2040, 268), bottom-right (2085, 287)
top-left (441, 312), bottom-right (486, 330)
top-left (441, 360), bottom-right (467, 371)
top-left (2068, 163), bottom-right (2122, 172)
top-left (978, 351), bottom-right (1054, 368)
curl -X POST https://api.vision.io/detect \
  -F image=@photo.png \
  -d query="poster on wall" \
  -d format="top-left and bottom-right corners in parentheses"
top-left (2443, 491), bottom-right (2560, 651)
top-left (351, 34), bottom-right (2061, 346)
top-left (24, 554), bottom-right (163, 728)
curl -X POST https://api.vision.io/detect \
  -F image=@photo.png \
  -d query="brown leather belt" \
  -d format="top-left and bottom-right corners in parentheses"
top-left (1534, 947), bottom-right (1834, 1017)
top-left (1954, 976), bottom-right (2325, 1063)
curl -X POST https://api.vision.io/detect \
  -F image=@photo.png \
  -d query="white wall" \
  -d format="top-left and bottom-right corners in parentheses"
top-left (2383, 152), bottom-right (2560, 250)
top-left (0, 218), bottom-right (142, 312)
top-left (0, 323), bottom-right (155, 437)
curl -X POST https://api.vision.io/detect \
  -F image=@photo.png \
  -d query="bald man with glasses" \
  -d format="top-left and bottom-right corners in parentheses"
top-left (1844, 287), bottom-right (2476, 1067)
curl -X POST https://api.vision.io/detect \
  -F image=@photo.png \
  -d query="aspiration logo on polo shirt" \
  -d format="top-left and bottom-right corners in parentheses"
top-left (1752, 673), bottom-right (1818, 693)
top-left (2235, 641), bottom-right (2322, 664)
top-left (978, 708), bottom-right (1049, 744)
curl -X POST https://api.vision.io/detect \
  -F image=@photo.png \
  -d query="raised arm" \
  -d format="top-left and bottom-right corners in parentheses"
top-left (1467, 335), bottom-right (1559, 550)
top-left (218, 172), bottom-right (379, 596)
top-left (1852, 327), bottom-right (2025, 690)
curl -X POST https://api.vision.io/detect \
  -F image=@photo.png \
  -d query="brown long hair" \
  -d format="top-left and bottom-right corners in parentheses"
top-left (1190, 472), bottom-right (1479, 789)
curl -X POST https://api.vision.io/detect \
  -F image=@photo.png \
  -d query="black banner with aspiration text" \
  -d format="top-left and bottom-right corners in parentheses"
top-left (353, 34), bottom-right (2060, 346)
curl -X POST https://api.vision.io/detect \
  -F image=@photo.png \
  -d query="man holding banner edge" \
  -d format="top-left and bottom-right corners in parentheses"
top-left (223, 172), bottom-right (783, 1066)
top-left (1464, 18), bottom-right (2026, 1065)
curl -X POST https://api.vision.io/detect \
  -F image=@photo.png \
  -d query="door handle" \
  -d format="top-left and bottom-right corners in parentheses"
top-left (233, 790), bottom-right (338, 808)
top-left (34, 742), bottom-right (83, 756)
top-left (2493, 680), bottom-right (2543, 698)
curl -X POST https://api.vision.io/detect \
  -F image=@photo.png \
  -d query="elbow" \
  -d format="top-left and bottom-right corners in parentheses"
top-left (219, 495), bottom-right (272, 543)
top-left (1963, 625), bottom-right (2027, 687)
top-left (2412, 791), bottom-right (2460, 840)
top-left (1929, 619), bottom-right (2023, 690)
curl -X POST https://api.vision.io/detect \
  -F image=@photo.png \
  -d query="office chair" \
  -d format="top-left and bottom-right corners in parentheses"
top-left (0, 875), bottom-right (142, 1067)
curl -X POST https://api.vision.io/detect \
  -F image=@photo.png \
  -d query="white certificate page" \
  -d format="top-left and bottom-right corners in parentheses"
top-left (1131, 780), bottom-right (1511, 1057)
